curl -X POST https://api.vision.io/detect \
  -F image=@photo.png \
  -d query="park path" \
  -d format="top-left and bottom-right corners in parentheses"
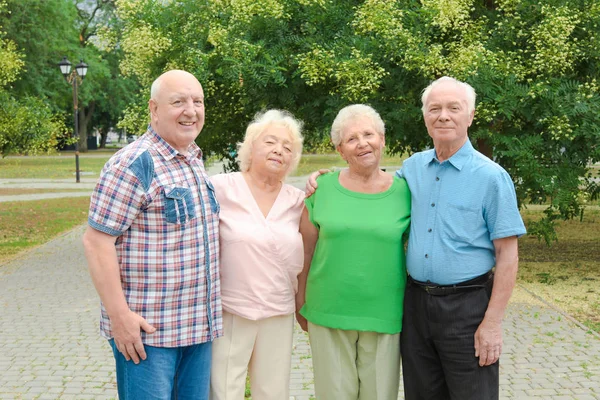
top-left (1, 164), bottom-right (600, 399)
top-left (1, 225), bottom-right (599, 399)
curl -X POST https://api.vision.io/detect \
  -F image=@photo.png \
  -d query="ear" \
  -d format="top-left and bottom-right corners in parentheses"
top-left (468, 109), bottom-right (475, 127)
top-left (149, 99), bottom-right (158, 122)
top-left (336, 144), bottom-right (347, 162)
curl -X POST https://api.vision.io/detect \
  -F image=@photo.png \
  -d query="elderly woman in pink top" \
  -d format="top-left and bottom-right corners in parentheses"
top-left (209, 109), bottom-right (304, 400)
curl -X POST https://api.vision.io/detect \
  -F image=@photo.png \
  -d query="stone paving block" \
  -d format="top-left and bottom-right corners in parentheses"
top-left (510, 383), bottom-right (534, 391)
top-left (525, 388), bottom-right (558, 396)
top-left (35, 395), bottom-right (60, 400)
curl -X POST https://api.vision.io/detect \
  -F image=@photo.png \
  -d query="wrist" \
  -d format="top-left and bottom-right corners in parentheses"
top-left (107, 305), bottom-right (131, 320)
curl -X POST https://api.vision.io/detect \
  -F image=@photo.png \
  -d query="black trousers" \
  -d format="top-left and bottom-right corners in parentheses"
top-left (400, 278), bottom-right (499, 400)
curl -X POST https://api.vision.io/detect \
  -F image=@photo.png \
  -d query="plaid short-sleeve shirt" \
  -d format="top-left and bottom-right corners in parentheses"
top-left (88, 126), bottom-right (222, 347)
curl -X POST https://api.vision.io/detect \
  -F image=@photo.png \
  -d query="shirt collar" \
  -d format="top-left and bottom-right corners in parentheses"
top-left (147, 125), bottom-right (202, 162)
top-left (425, 140), bottom-right (474, 171)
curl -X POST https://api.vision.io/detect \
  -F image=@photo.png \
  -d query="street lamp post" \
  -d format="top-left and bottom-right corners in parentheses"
top-left (58, 56), bottom-right (88, 183)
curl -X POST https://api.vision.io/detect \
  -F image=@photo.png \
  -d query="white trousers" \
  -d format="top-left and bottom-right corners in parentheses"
top-left (210, 311), bottom-right (294, 400)
top-left (308, 322), bottom-right (401, 400)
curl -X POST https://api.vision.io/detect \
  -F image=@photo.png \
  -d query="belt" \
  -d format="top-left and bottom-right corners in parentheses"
top-left (408, 270), bottom-right (493, 296)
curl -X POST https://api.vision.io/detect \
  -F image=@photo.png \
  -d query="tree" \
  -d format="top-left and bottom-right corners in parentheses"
top-left (113, 0), bottom-right (600, 242)
top-left (0, 0), bottom-right (67, 156)
top-left (74, 0), bottom-right (140, 150)
top-left (0, 0), bottom-right (140, 152)
top-left (350, 0), bottom-right (600, 243)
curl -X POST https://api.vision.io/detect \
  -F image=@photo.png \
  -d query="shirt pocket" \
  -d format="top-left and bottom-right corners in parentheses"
top-left (205, 178), bottom-right (220, 214)
top-left (444, 203), bottom-right (482, 243)
top-left (163, 184), bottom-right (196, 224)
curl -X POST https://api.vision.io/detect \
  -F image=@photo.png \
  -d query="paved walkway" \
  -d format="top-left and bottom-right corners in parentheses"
top-left (1, 168), bottom-right (600, 399)
top-left (1, 226), bottom-right (599, 399)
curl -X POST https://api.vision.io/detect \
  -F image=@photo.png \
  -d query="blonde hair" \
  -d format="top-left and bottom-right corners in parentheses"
top-left (237, 109), bottom-right (304, 176)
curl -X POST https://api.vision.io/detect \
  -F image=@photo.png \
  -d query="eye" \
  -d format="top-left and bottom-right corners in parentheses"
top-left (172, 100), bottom-right (182, 105)
top-left (284, 146), bottom-right (292, 153)
top-left (194, 100), bottom-right (204, 106)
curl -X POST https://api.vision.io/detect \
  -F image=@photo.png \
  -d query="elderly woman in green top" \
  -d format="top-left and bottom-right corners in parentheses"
top-left (297, 104), bottom-right (411, 400)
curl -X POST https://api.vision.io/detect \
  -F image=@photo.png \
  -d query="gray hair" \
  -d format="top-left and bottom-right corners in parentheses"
top-left (238, 109), bottom-right (304, 176)
top-left (421, 76), bottom-right (476, 114)
top-left (330, 104), bottom-right (385, 147)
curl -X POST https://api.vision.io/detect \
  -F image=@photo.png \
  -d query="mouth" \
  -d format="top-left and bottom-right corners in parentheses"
top-left (179, 121), bottom-right (196, 126)
top-left (357, 151), bottom-right (372, 157)
top-left (268, 158), bottom-right (283, 164)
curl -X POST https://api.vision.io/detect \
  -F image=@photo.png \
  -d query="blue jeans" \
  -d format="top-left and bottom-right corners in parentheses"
top-left (109, 339), bottom-right (212, 400)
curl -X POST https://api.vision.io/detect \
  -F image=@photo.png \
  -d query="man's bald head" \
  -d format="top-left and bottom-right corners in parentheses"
top-left (150, 70), bottom-right (201, 101)
top-left (148, 70), bottom-right (205, 155)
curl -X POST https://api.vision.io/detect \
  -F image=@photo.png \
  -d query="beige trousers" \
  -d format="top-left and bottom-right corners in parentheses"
top-left (210, 311), bottom-right (294, 400)
top-left (308, 322), bottom-right (401, 400)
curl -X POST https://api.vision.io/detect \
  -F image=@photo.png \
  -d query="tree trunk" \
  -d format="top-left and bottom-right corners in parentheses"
top-left (484, 0), bottom-right (496, 10)
top-left (78, 101), bottom-right (95, 152)
top-left (99, 128), bottom-right (108, 148)
top-left (476, 138), bottom-right (493, 159)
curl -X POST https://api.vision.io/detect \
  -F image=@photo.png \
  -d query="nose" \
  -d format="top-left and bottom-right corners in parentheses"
top-left (183, 99), bottom-right (195, 114)
top-left (272, 142), bottom-right (283, 155)
top-left (438, 108), bottom-right (450, 121)
top-left (357, 135), bottom-right (368, 147)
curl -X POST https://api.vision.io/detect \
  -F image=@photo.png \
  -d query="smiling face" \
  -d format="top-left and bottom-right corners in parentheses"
top-left (423, 80), bottom-right (474, 152)
top-left (336, 116), bottom-right (384, 171)
top-left (149, 70), bottom-right (205, 154)
top-left (249, 124), bottom-right (294, 178)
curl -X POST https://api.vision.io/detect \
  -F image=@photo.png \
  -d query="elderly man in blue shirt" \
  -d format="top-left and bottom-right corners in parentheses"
top-left (306, 76), bottom-right (526, 399)
top-left (397, 76), bottom-right (526, 400)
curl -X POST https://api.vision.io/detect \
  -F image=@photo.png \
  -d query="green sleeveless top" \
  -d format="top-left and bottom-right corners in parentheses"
top-left (300, 171), bottom-right (411, 334)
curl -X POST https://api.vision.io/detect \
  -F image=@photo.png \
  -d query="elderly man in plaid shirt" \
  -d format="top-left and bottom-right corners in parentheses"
top-left (83, 69), bottom-right (222, 399)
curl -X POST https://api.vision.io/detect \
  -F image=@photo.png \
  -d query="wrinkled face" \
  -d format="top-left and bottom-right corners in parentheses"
top-left (149, 72), bottom-right (205, 154)
top-left (423, 81), bottom-right (474, 149)
top-left (336, 116), bottom-right (384, 169)
top-left (250, 124), bottom-right (294, 177)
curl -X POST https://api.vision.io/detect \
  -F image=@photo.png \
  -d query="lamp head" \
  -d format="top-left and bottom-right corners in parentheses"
top-left (58, 56), bottom-right (71, 77)
top-left (75, 60), bottom-right (88, 79)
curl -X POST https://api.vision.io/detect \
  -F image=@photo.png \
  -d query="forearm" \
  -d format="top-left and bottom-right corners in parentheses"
top-left (297, 208), bottom-right (318, 309)
top-left (83, 228), bottom-right (130, 319)
top-left (296, 258), bottom-right (312, 308)
top-left (485, 238), bottom-right (519, 323)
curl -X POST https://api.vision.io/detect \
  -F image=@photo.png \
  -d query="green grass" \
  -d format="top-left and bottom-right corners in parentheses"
top-left (0, 188), bottom-right (91, 196)
top-left (0, 151), bottom-right (405, 179)
top-left (518, 209), bottom-right (600, 333)
top-left (0, 153), bottom-right (114, 179)
top-left (0, 197), bottom-right (90, 263)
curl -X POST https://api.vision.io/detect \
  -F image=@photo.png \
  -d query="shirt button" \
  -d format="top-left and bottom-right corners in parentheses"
top-left (431, 203), bottom-right (435, 207)
top-left (425, 254), bottom-right (429, 258)
top-left (436, 177), bottom-right (440, 181)
top-left (428, 228), bottom-right (432, 232)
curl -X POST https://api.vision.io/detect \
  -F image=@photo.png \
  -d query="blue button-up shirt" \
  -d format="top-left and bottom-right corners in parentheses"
top-left (396, 140), bottom-right (526, 285)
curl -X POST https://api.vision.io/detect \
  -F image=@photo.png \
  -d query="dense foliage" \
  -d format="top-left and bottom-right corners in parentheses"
top-left (0, 0), bottom-right (140, 153)
top-left (1, 0), bottom-right (599, 242)
top-left (112, 0), bottom-right (600, 243)
top-left (0, 0), bottom-right (68, 155)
